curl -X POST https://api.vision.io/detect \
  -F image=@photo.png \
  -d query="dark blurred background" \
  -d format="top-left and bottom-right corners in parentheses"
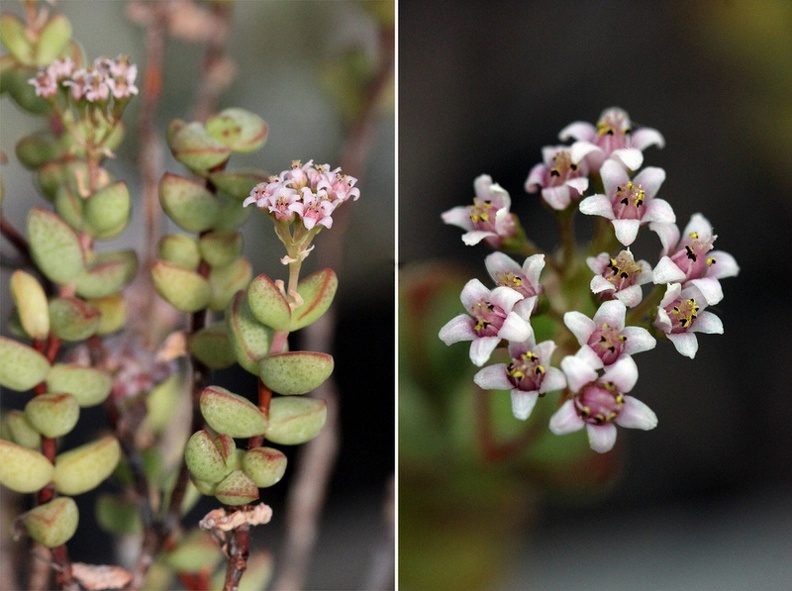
top-left (1, 1), bottom-right (393, 589)
top-left (399, 1), bottom-right (791, 589)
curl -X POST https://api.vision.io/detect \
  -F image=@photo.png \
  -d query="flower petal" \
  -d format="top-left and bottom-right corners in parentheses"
top-left (470, 336), bottom-right (500, 367)
top-left (579, 195), bottom-right (614, 219)
top-left (592, 299), bottom-right (626, 329)
top-left (610, 148), bottom-right (643, 171)
top-left (633, 166), bottom-right (666, 199)
top-left (438, 315), bottom-right (475, 345)
top-left (587, 423), bottom-right (618, 453)
top-left (667, 332), bottom-right (699, 358)
top-left (540, 366), bottom-right (567, 394)
top-left (473, 364), bottom-right (512, 391)
top-left (650, 221), bottom-right (680, 256)
top-left (549, 400), bottom-right (584, 435)
top-left (485, 252), bottom-right (521, 279)
top-left (460, 279), bottom-right (490, 308)
top-left (561, 355), bottom-right (598, 393)
top-left (689, 277), bottom-right (723, 306)
top-left (643, 198), bottom-right (676, 224)
top-left (603, 355), bottom-right (639, 393)
top-left (563, 311), bottom-right (595, 345)
top-left (616, 396), bottom-right (658, 430)
top-left (461, 230), bottom-right (496, 246)
top-left (692, 310), bottom-right (724, 335)
top-left (707, 250), bottom-right (740, 280)
top-left (652, 256), bottom-right (687, 284)
top-left (622, 326), bottom-right (656, 355)
top-left (600, 159), bottom-right (629, 195)
top-left (632, 127), bottom-right (665, 150)
top-left (559, 122), bottom-right (596, 142)
top-left (614, 285), bottom-right (642, 308)
top-left (441, 206), bottom-right (473, 230)
top-left (511, 389), bottom-right (539, 420)
top-left (612, 219), bottom-right (640, 246)
top-left (499, 312), bottom-right (533, 343)
top-left (541, 185), bottom-right (572, 210)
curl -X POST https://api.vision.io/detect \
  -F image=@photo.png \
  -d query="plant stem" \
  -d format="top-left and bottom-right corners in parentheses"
top-left (222, 522), bottom-right (250, 591)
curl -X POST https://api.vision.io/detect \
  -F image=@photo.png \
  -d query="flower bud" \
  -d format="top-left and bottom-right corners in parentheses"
top-left (199, 386), bottom-right (268, 438)
top-left (259, 351), bottom-right (334, 395)
top-left (10, 270), bottom-right (49, 339)
top-left (22, 497), bottom-right (79, 548)
top-left (25, 393), bottom-right (80, 438)
top-left (264, 397), bottom-right (327, 445)
top-left (0, 439), bottom-right (53, 493)
top-left (53, 435), bottom-right (121, 495)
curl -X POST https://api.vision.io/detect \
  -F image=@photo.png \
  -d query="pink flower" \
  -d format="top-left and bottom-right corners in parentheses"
top-left (439, 279), bottom-right (535, 367)
top-left (441, 175), bottom-right (517, 248)
top-left (524, 146), bottom-right (593, 210)
top-left (473, 336), bottom-right (566, 420)
top-left (550, 354), bottom-right (657, 453)
top-left (587, 249), bottom-right (653, 308)
top-left (652, 213), bottom-right (739, 305)
top-left (564, 300), bottom-right (656, 367)
top-left (484, 252), bottom-right (545, 299)
top-left (579, 159), bottom-right (674, 246)
top-left (317, 169), bottom-right (360, 203)
top-left (654, 283), bottom-right (723, 359)
top-left (289, 188), bottom-right (336, 230)
top-left (559, 107), bottom-right (665, 172)
top-left (28, 69), bottom-right (58, 98)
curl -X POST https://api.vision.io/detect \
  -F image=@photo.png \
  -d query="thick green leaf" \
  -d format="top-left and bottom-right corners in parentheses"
top-left (35, 14), bottom-right (72, 65)
top-left (259, 351), bottom-right (334, 395)
top-left (199, 385), bottom-right (268, 438)
top-left (0, 439), bottom-right (53, 493)
top-left (46, 363), bottom-right (113, 407)
top-left (226, 290), bottom-right (275, 374)
top-left (151, 261), bottom-right (211, 313)
top-left (248, 274), bottom-right (291, 331)
top-left (22, 497), bottom-right (79, 548)
top-left (168, 121), bottom-right (231, 172)
top-left (28, 207), bottom-right (85, 285)
top-left (10, 270), bottom-right (49, 339)
top-left (4, 410), bottom-right (41, 449)
top-left (184, 430), bottom-right (235, 484)
top-left (25, 393), bottom-right (80, 438)
top-left (48, 297), bottom-right (101, 341)
top-left (208, 257), bottom-right (252, 311)
top-left (76, 249), bottom-right (138, 298)
top-left (96, 494), bottom-right (142, 535)
top-left (158, 233), bottom-right (201, 270)
top-left (264, 397), bottom-right (327, 445)
top-left (159, 173), bottom-right (219, 233)
top-left (53, 435), bottom-right (121, 495)
top-left (291, 268), bottom-right (338, 330)
top-left (205, 108), bottom-right (268, 154)
top-left (189, 322), bottom-right (236, 369)
top-left (88, 294), bottom-right (127, 336)
top-left (15, 131), bottom-right (66, 170)
top-left (214, 469), bottom-right (259, 505)
top-left (199, 231), bottom-right (243, 267)
top-left (0, 14), bottom-right (34, 64)
top-left (242, 447), bottom-right (287, 488)
top-left (84, 181), bottom-right (131, 239)
top-left (208, 168), bottom-right (269, 201)
top-left (0, 336), bottom-right (51, 392)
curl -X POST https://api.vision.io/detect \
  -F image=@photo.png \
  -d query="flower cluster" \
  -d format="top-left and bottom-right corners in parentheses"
top-left (440, 107), bottom-right (739, 453)
top-left (29, 55), bottom-right (138, 102)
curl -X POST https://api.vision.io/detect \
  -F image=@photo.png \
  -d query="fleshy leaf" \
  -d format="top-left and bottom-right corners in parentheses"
top-left (53, 435), bottom-right (121, 495)
top-left (290, 268), bottom-right (338, 330)
top-left (264, 397), bottom-right (327, 445)
top-left (88, 294), bottom-right (127, 335)
top-left (15, 131), bottom-right (66, 170)
top-left (27, 207), bottom-right (85, 285)
top-left (22, 497), bottom-right (79, 548)
top-left (214, 469), bottom-right (259, 505)
top-left (159, 173), bottom-right (219, 232)
top-left (248, 274), bottom-right (291, 331)
top-left (208, 168), bottom-right (269, 201)
top-left (242, 447), bottom-right (287, 488)
top-left (25, 392), bottom-right (80, 438)
top-left (226, 291), bottom-right (274, 374)
top-left (35, 14), bottom-right (72, 65)
top-left (84, 181), bottom-right (131, 239)
top-left (167, 120), bottom-right (232, 172)
top-left (208, 257), bottom-right (252, 311)
top-left (96, 494), bottom-right (142, 535)
top-left (213, 193), bottom-right (254, 231)
top-left (189, 322), bottom-right (236, 369)
top-left (48, 297), bottom-right (101, 341)
top-left (75, 249), bottom-right (138, 299)
top-left (54, 187), bottom-right (85, 231)
top-left (184, 430), bottom-right (235, 484)
top-left (259, 351), bottom-right (334, 395)
top-left (46, 363), bottom-right (113, 407)
top-left (0, 439), bottom-right (53, 493)
top-left (205, 108), bottom-right (269, 154)
top-left (151, 261), bottom-right (212, 313)
top-left (0, 336), bottom-right (51, 391)
top-left (145, 375), bottom-right (182, 434)
top-left (158, 234), bottom-right (201, 270)
top-left (4, 410), bottom-right (41, 449)
top-left (199, 385), bottom-right (268, 438)
top-left (165, 530), bottom-right (224, 574)
top-left (10, 270), bottom-right (49, 339)
top-left (0, 14), bottom-right (34, 64)
top-left (199, 231), bottom-right (243, 267)
top-left (2, 63), bottom-right (50, 114)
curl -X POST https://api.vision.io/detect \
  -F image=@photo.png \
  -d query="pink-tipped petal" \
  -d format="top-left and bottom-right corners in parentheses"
top-left (549, 400), bottom-right (584, 435)
top-left (524, 164), bottom-right (545, 192)
top-left (511, 389), bottom-right (539, 420)
top-left (473, 364), bottom-right (512, 391)
top-left (441, 206), bottom-right (473, 230)
top-left (617, 396), bottom-right (658, 430)
top-left (587, 423), bottom-right (618, 453)
top-left (559, 122), bottom-right (596, 142)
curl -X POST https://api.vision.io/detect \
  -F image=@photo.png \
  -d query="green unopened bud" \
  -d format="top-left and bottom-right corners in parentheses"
top-left (167, 121), bottom-right (231, 172)
top-left (242, 447), bottom-right (287, 488)
top-left (226, 291), bottom-right (274, 374)
top-left (53, 435), bottom-right (121, 495)
top-left (10, 270), bottom-right (49, 339)
top-left (84, 181), bottom-right (131, 239)
top-left (27, 208), bottom-right (85, 285)
top-left (0, 336), bottom-right (50, 392)
top-left (189, 322), bottom-right (236, 370)
top-left (49, 297), bottom-right (101, 341)
top-left (151, 261), bottom-right (212, 313)
top-left (0, 439), bottom-right (53, 493)
top-left (247, 274), bottom-right (291, 331)
top-left (46, 364), bottom-right (113, 407)
top-left (25, 393), bottom-right (80, 438)
top-left (208, 257), bottom-right (252, 311)
top-left (158, 234), bottom-right (201, 270)
top-left (159, 173), bottom-right (219, 232)
top-left (214, 469), bottom-right (259, 506)
top-left (4, 410), bottom-right (41, 449)
top-left (259, 351), bottom-right (334, 395)
top-left (265, 397), bottom-right (327, 445)
top-left (208, 168), bottom-right (269, 201)
top-left (291, 269), bottom-right (338, 330)
top-left (199, 386), bottom-right (268, 438)
top-left (205, 108), bottom-right (268, 154)
top-left (184, 430), bottom-right (235, 484)
top-left (76, 250), bottom-right (138, 299)
top-left (22, 497), bottom-right (79, 548)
